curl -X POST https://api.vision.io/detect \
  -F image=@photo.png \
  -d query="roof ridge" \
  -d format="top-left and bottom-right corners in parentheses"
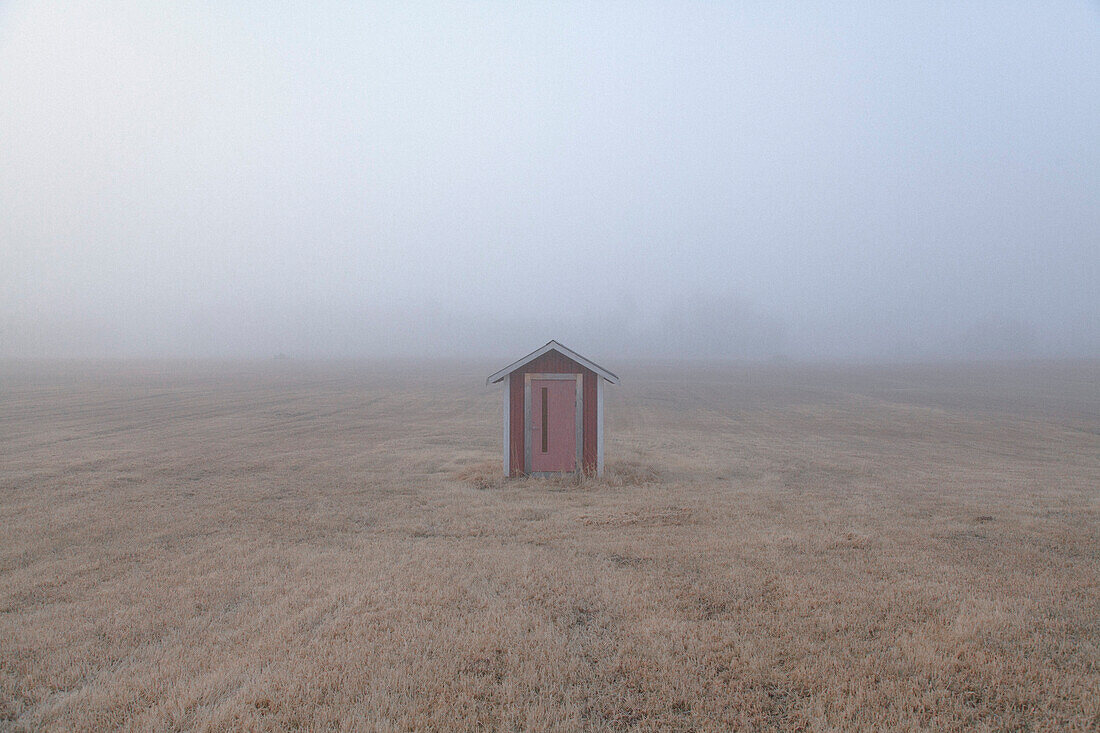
top-left (486, 341), bottom-right (620, 385)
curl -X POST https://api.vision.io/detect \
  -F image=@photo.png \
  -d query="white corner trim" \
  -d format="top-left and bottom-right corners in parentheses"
top-left (596, 377), bottom-right (605, 476)
top-left (575, 373), bottom-right (583, 473)
top-left (502, 374), bottom-right (510, 476)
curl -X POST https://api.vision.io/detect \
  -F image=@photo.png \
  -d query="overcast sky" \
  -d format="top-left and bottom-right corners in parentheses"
top-left (2, 2), bottom-right (1097, 360)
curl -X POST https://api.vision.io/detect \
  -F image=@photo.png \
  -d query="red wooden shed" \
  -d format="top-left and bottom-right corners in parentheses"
top-left (487, 341), bottom-right (619, 477)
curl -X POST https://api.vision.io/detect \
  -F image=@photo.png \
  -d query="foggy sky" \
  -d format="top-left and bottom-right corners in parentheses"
top-left (2, 2), bottom-right (1098, 361)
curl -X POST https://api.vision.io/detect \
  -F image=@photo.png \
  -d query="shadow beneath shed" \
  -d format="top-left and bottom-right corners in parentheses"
top-left (452, 460), bottom-right (661, 491)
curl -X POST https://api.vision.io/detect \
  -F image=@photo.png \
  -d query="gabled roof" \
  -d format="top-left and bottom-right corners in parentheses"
top-left (486, 340), bottom-right (620, 385)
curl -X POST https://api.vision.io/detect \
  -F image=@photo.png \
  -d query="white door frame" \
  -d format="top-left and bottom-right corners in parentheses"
top-left (523, 373), bottom-right (583, 476)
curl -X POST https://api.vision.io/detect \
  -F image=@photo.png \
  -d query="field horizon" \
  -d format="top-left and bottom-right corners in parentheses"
top-left (2, 358), bottom-right (1098, 730)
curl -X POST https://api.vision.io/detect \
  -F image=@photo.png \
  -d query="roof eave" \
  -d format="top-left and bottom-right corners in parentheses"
top-left (486, 340), bottom-right (620, 385)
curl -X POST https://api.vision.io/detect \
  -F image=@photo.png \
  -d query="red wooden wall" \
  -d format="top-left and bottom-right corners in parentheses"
top-left (508, 350), bottom-right (598, 476)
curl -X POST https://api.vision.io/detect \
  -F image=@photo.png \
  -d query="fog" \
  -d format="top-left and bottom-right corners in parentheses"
top-left (2, 2), bottom-right (1098, 362)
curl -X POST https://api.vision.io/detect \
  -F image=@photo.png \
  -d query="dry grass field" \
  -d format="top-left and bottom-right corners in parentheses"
top-left (1, 359), bottom-right (1098, 731)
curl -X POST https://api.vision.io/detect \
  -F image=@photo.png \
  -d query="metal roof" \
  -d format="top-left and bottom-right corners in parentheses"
top-left (486, 340), bottom-right (620, 385)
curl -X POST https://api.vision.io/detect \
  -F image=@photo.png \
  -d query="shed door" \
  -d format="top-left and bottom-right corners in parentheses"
top-left (528, 376), bottom-right (580, 473)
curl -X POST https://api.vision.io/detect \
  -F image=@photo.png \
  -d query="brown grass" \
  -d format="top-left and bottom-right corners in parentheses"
top-left (1, 359), bottom-right (1098, 730)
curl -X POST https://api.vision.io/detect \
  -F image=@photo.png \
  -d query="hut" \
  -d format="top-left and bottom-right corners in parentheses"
top-left (487, 341), bottom-right (619, 477)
